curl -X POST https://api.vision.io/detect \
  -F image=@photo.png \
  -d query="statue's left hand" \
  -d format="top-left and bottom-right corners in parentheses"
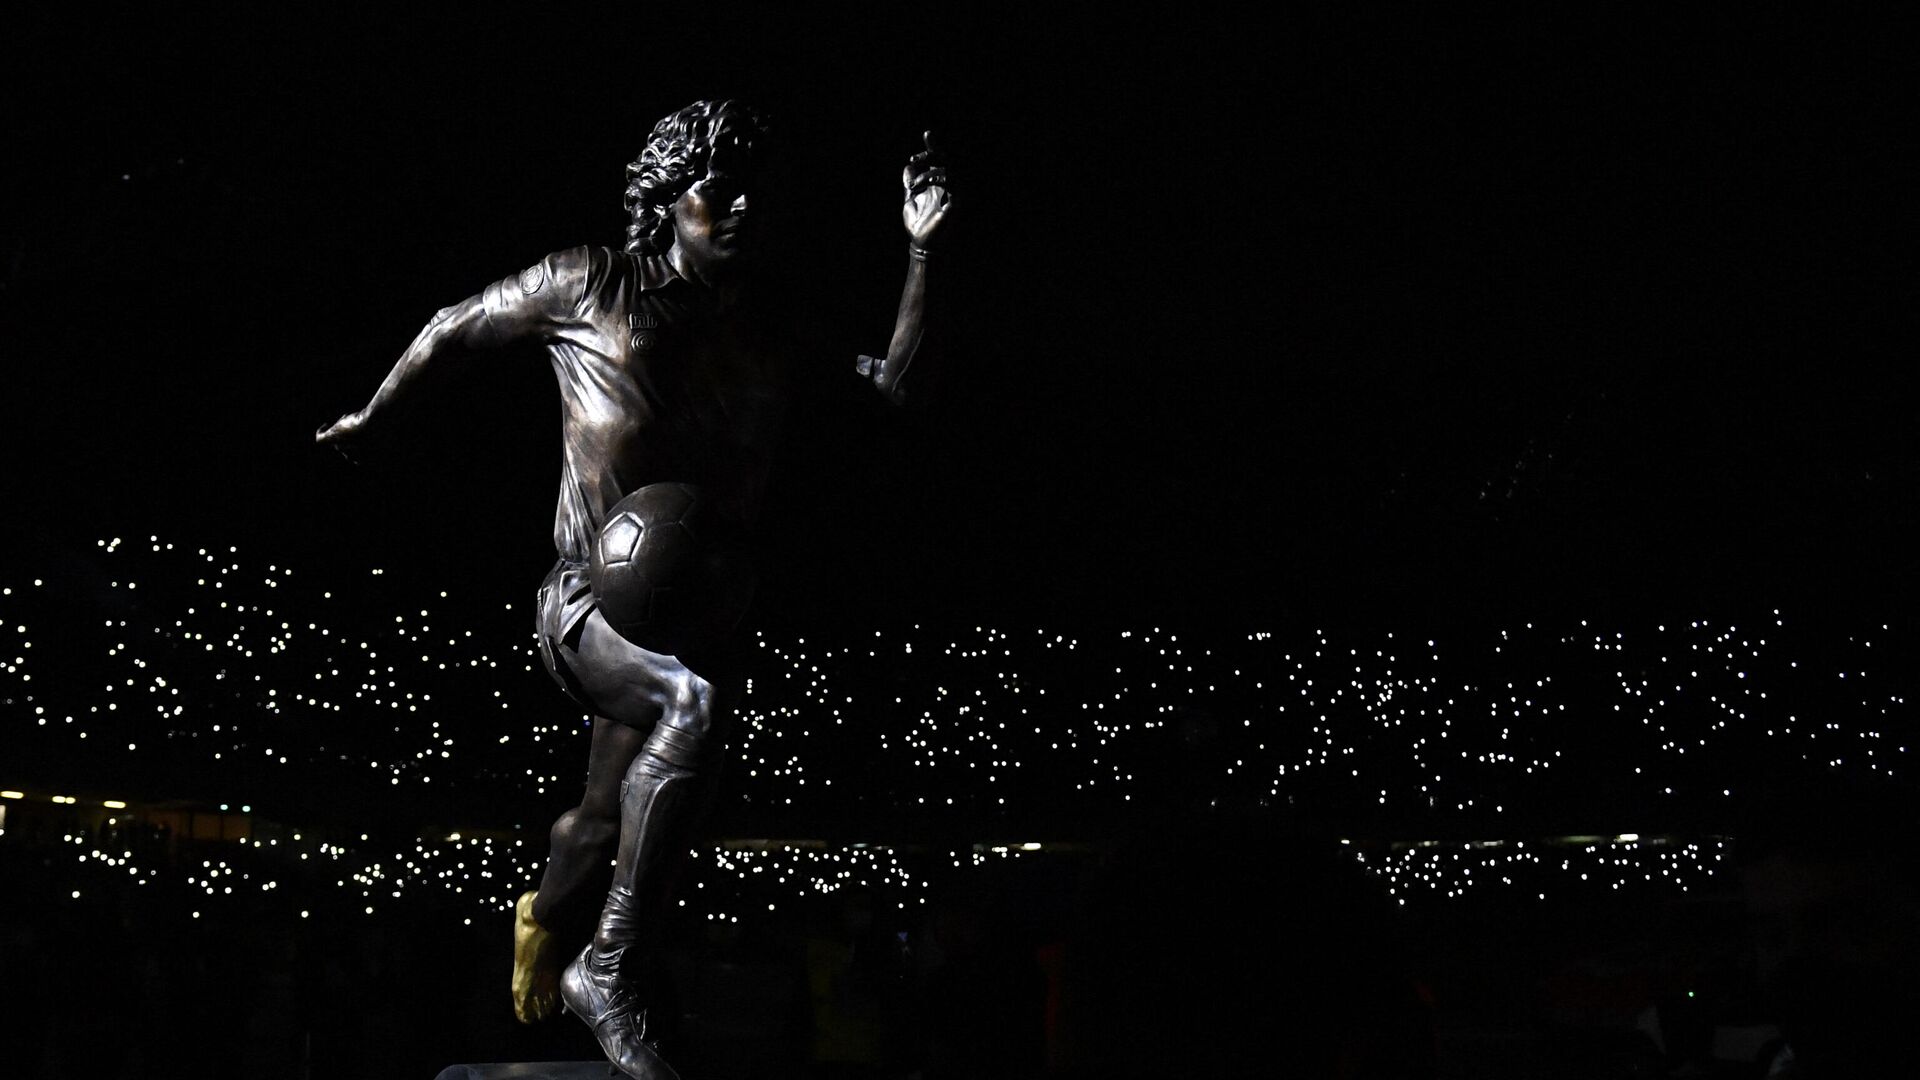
top-left (902, 131), bottom-right (953, 249)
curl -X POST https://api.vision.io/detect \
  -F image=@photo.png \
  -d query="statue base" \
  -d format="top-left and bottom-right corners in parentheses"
top-left (433, 1065), bottom-right (616, 1080)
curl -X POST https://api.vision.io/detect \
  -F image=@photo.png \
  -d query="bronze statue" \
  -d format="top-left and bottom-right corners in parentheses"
top-left (317, 100), bottom-right (951, 1079)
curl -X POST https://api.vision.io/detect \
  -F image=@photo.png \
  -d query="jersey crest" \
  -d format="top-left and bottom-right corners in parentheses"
top-left (628, 311), bottom-right (659, 354)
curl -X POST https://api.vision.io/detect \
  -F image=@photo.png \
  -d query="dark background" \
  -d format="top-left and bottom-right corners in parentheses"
top-left (2, 11), bottom-right (1915, 1077)
top-left (4, 6), bottom-right (1908, 633)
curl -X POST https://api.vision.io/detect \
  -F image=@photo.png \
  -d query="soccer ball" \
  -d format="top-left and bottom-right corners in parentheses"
top-left (589, 482), bottom-right (752, 655)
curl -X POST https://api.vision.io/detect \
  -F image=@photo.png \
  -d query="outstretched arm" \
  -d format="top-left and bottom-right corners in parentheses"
top-left (857, 133), bottom-right (953, 405)
top-left (315, 298), bottom-right (490, 459)
top-left (317, 248), bottom-right (590, 460)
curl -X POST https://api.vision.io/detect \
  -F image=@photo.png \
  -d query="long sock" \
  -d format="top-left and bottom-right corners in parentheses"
top-left (589, 721), bottom-right (711, 980)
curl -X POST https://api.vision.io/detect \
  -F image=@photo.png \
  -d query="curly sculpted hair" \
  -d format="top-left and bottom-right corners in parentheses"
top-left (623, 99), bottom-right (771, 256)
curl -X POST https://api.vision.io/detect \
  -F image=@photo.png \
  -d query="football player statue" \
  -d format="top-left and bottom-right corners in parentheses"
top-left (316, 100), bottom-right (951, 1079)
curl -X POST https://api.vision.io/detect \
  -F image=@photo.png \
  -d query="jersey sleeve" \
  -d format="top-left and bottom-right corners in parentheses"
top-left (470, 245), bottom-right (602, 349)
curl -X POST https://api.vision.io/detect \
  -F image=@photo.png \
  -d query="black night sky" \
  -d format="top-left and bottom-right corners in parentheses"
top-left (5, 7), bottom-right (1908, 635)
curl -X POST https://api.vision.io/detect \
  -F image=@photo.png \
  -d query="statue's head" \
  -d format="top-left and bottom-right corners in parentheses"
top-left (623, 100), bottom-right (772, 260)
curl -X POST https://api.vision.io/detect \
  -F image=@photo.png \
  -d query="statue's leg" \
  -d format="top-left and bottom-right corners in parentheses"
top-left (559, 614), bottom-right (729, 1079)
top-left (513, 716), bottom-right (648, 1023)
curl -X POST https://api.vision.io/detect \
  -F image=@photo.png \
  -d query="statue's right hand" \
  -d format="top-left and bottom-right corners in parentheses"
top-left (315, 409), bottom-right (369, 463)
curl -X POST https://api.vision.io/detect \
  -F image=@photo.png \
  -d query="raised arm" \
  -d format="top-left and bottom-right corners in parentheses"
top-left (317, 247), bottom-right (591, 459)
top-left (857, 133), bottom-right (953, 405)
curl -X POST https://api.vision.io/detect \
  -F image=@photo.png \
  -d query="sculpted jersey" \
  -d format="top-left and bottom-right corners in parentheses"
top-left (472, 246), bottom-right (792, 563)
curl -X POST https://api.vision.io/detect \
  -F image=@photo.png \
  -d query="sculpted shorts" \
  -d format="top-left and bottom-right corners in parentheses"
top-left (535, 560), bottom-right (600, 710)
top-left (534, 559), bottom-right (749, 724)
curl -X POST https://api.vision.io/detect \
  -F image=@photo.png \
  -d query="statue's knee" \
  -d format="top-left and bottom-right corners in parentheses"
top-left (552, 806), bottom-right (617, 852)
top-left (643, 683), bottom-right (724, 767)
top-left (667, 670), bottom-right (722, 737)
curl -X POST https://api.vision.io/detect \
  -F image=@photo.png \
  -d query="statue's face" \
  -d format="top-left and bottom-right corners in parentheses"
top-left (670, 135), bottom-right (760, 274)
